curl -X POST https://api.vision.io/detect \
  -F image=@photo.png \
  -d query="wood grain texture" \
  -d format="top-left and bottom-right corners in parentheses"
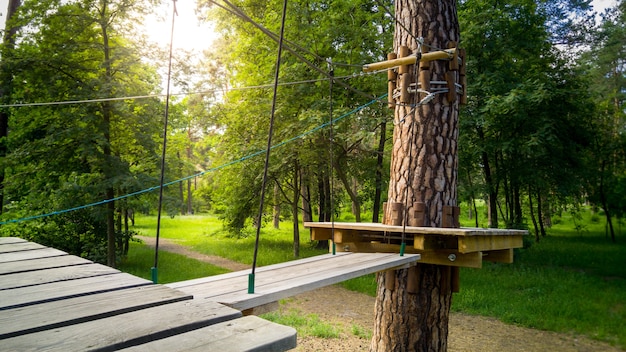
top-left (120, 315), bottom-right (297, 352)
top-left (0, 263), bottom-right (120, 290)
top-left (1, 300), bottom-right (242, 352)
top-left (0, 285), bottom-right (192, 338)
top-left (0, 272), bottom-right (151, 310)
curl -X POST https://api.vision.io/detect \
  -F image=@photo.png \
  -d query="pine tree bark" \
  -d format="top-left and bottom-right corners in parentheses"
top-left (371, 1), bottom-right (460, 351)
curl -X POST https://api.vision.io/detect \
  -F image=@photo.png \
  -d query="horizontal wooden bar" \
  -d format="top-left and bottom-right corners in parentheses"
top-left (363, 49), bottom-right (456, 72)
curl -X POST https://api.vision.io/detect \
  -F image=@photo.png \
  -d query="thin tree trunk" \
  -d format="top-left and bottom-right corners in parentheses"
top-left (292, 160), bottom-right (300, 257)
top-left (0, 0), bottom-right (21, 214)
top-left (372, 1), bottom-right (460, 350)
top-left (301, 167), bottom-right (312, 223)
top-left (372, 121), bottom-right (387, 223)
top-left (99, 3), bottom-right (116, 267)
top-left (528, 186), bottom-right (539, 242)
top-left (273, 182), bottom-right (281, 229)
top-left (536, 190), bottom-right (547, 237)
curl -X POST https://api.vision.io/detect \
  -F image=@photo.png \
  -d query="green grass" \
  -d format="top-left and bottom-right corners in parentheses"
top-left (261, 309), bottom-right (341, 338)
top-left (118, 241), bottom-right (229, 284)
top-left (123, 212), bottom-right (626, 348)
top-left (131, 214), bottom-right (326, 266)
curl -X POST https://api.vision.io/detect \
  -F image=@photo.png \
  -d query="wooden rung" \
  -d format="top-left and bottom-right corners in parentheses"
top-left (458, 235), bottom-right (523, 253)
top-left (483, 249), bottom-right (514, 264)
top-left (398, 46), bottom-right (410, 74)
top-left (388, 80), bottom-right (396, 109)
top-left (419, 250), bottom-right (482, 268)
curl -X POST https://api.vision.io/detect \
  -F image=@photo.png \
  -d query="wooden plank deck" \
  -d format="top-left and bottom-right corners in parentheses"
top-left (304, 221), bottom-right (528, 236)
top-left (0, 237), bottom-right (297, 351)
top-left (167, 251), bottom-right (421, 311)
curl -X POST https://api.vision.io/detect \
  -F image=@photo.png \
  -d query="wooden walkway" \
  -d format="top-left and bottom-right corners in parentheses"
top-left (0, 237), bottom-right (296, 351)
top-left (167, 251), bottom-right (421, 311)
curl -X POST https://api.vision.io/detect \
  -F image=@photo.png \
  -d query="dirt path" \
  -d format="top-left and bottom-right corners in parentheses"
top-left (137, 236), bottom-right (623, 352)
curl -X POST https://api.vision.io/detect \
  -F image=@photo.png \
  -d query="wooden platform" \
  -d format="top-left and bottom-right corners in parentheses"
top-left (0, 237), bottom-right (296, 351)
top-left (305, 222), bottom-right (528, 268)
top-left (167, 251), bottom-right (421, 311)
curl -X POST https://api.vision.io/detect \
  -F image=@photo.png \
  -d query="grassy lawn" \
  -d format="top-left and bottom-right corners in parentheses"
top-left (121, 212), bottom-right (626, 348)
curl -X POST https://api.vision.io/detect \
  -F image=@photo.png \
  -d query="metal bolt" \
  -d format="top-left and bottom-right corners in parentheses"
top-left (448, 254), bottom-right (457, 262)
top-left (344, 245), bottom-right (351, 252)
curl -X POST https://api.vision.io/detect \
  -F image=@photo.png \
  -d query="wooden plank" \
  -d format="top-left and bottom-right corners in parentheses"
top-left (458, 235), bottom-right (523, 253)
top-left (0, 272), bottom-right (152, 310)
top-left (0, 285), bottom-right (192, 339)
top-left (305, 221), bottom-right (528, 237)
top-left (0, 247), bottom-right (68, 263)
top-left (1, 299), bottom-right (242, 352)
top-left (0, 263), bottom-right (120, 290)
top-left (169, 252), bottom-right (420, 311)
top-left (169, 252), bottom-right (405, 295)
top-left (0, 242), bottom-right (46, 253)
top-left (168, 252), bottom-right (355, 289)
top-left (121, 315), bottom-right (297, 352)
top-left (0, 237), bottom-right (27, 244)
top-left (0, 255), bottom-right (92, 275)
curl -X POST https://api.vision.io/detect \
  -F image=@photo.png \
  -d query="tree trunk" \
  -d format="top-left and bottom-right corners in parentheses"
top-left (536, 190), bottom-right (547, 237)
top-left (0, 0), bottom-right (21, 214)
top-left (371, 1), bottom-right (460, 351)
top-left (372, 121), bottom-right (387, 223)
top-left (292, 160), bottom-right (300, 257)
top-left (528, 186), bottom-right (540, 242)
top-left (301, 167), bottom-right (313, 223)
top-left (273, 182), bottom-right (281, 229)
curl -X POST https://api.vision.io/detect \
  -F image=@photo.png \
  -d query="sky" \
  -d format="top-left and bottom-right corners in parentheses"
top-left (0, 0), bottom-right (619, 50)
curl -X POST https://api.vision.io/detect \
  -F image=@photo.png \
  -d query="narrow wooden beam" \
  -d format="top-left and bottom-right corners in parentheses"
top-left (363, 49), bottom-right (456, 72)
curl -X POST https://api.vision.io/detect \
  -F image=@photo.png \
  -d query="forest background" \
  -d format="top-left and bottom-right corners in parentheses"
top-left (0, 0), bottom-right (624, 267)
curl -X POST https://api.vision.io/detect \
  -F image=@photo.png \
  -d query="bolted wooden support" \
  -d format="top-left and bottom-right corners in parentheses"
top-left (398, 46), bottom-right (411, 104)
top-left (407, 265), bottom-right (421, 293)
top-left (386, 201), bottom-right (404, 226)
top-left (408, 202), bottom-right (426, 227)
top-left (387, 53), bottom-right (397, 109)
top-left (385, 270), bottom-right (396, 291)
top-left (419, 46), bottom-right (430, 99)
top-left (442, 205), bottom-right (461, 228)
